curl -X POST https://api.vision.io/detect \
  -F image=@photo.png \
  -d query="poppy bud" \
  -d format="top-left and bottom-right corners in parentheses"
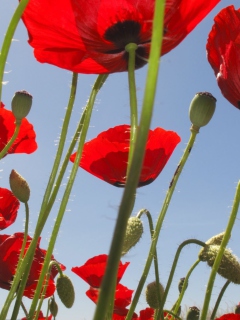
top-left (9, 169), bottom-right (30, 203)
top-left (49, 297), bottom-right (58, 317)
top-left (121, 216), bottom-right (143, 256)
top-left (189, 92), bottom-right (216, 131)
top-left (186, 306), bottom-right (200, 320)
top-left (11, 90), bottom-right (32, 123)
top-left (235, 304), bottom-right (240, 314)
top-left (205, 232), bottom-right (225, 246)
top-left (198, 245), bottom-right (240, 284)
top-left (178, 277), bottom-right (188, 293)
top-left (56, 274), bottom-right (75, 308)
top-left (145, 281), bottom-right (164, 309)
top-left (171, 302), bottom-right (181, 316)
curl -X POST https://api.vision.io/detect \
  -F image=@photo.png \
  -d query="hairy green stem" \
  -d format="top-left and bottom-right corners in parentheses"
top-left (93, 1), bottom-right (165, 319)
top-left (210, 280), bottom-right (230, 320)
top-left (200, 181), bottom-right (240, 320)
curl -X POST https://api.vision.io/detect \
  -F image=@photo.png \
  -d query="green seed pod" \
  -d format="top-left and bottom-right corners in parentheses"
top-left (178, 277), bottom-right (188, 293)
top-left (9, 169), bottom-right (30, 203)
top-left (189, 92), bottom-right (216, 131)
top-left (49, 298), bottom-right (58, 317)
top-left (56, 274), bottom-right (75, 308)
top-left (186, 306), bottom-right (200, 320)
top-left (205, 232), bottom-right (225, 246)
top-left (121, 216), bottom-right (143, 256)
top-left (145, 281), bottom-right (164, 309)
top-left (199, 245), bottom-right (240, 284)
top-left (11, 90), bottom-right (32, 122)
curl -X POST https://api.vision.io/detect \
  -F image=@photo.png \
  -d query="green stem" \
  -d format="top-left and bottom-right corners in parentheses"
top-left (0, 122), bottom-right (21, 159)
top-left (126, 130), bottom-right (198, 320)
top-left (171, 259), bottom-right (201, 319)
top-left (200, 181), bottom-right (240, 320)
top-left (27, 74), bottom-right (108, 319)
top-left (210, 280), bottom-right (230, 320)
top-left (0, 0), bottom-right (30, 100)
top-left (93, 1), bottom-right (165, 319)
top-left (125, 43), bottom-right (138, 175)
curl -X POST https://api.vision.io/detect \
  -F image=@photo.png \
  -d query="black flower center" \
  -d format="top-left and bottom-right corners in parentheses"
top-left (104, 20), bottom-right (149, 69)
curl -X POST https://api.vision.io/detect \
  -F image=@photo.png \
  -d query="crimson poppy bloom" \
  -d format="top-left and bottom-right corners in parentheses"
top-left (70, 125), bottom-right (180, 187)
top-left (137, 309), bottom-right (173, 320)
top-left (0, 233), bottom-right (65, 298)
top-left (215, 315), bottom-right (240, 320)
top-left (0, 103), bottom-right (37, 155)
top-left (72, 254), bottom-right (129, 288)
top-left (0, 188), bottom-right (20, 230)
top-left (22, 311), bottom-right (52, 320)
top-left (207, 6), bottom-right (240, 110)
top-left (21, 0), bottom-right (220, 74)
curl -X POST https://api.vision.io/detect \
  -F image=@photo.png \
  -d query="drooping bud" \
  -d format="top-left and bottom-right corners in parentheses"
top-left (235, 303), bottom-right (240, 314)
top-left (205, 232), bottom-right (225, 246)
top-left (49, 297), bottom-right (58, 317)
top-left (198, 245), bottom-right (240, 284)
top-left (9, 170), bottom-right (30, 203)
top-left (178, 277), bottom-right (188, 293)
top-left (145, 281), bottom-right (164, 309)
top-left (189, 92), bottom-right (216, 132)
top-left (11, 90), bottom-right (32, 122)
top-left (186, 306), bottom-right (200, 320)
top-left (56, 274), bottom-right (75, 308)
top-left (121, 216), bottom-right (143, 256)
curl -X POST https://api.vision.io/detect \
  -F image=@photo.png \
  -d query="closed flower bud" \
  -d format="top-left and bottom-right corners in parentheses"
top-left (9, 169), bottom-right (30, 203)
top-left (199, 245), bottom-right (240, 284)
top-left (56, 274), bottom-right (75, 308)
top-left (121, 217), bottom-right (143, 256)
top-left (235, 303), bottom-right (240, 314)
top-left (49, 298), bottom-right (58, 317)
top-left (186, 306), bottom-right (200, 320)
top-left (145, 281), bottom-right (164, 309)
top-left (178, 277), bottom-right (188, 293)
top-left (11, 90), bottom-right (32, 122)
top-left (205, 232), bottom-right (225, 246)
top-left (189, 92), bottom-right (216, 131)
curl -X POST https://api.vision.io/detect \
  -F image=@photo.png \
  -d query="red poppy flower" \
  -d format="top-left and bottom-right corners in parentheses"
top-left (0, 188), bottom-right (20, 230)
top-left (70, 125), bottom-right (180, 187)
top-left (0, 233), bottom-right (65, 299)
top-left (215, 315), bottom-right (240, 320)
top-left (206, 6), bottom-right (240, 110)
top-left (22, 311), bottom-right (52, 320)
top-left (21, 0), bottom-right (220, 74)
top-left (72, 254), bottom-right (129, 288)
top-left (0, 103), bottom-right (37, 155)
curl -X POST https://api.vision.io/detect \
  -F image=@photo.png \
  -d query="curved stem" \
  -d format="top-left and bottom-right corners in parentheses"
top-left (27, 74), bottom-right (108, 319)
top-left (125, 43), bottom-right (138, 176)
top-left (93, 1), bottom-right (165, 319)
top-left (200, 181), bottom-right (240, 320)
top-left (210, 280), bottom-right (230, 320)
top-left (0, 0), bottom-right (30, 100)
top-left (0, 122), bottom-right (21, 159)
top-left (126, 131), bottom-right (198, 320)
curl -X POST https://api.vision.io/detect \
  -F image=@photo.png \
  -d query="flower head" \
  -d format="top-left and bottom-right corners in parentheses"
top-left (207, 6), bottom-right (240, 109)
top-left (22, 0), bottom-right (220, 73)
top-left (70, 125), bottom-right (180, 187)
top-left (0, 188), bottom-right (20, 230)
top-left (0, 103), bottom-right (37, 155)
top-left (0, 233), bottom-right (65, 298)
top-left (22, 311), bottom-right (52, 320)
top-left (215, 315), bottom-right (240, 320)
top-left (72, 254), bottom-right (129, 288)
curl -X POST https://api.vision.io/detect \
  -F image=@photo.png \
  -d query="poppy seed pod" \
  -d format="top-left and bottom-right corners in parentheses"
top-left (189, 92), bottom-right (216, 131)
top-left (122, 217), bottom-right (143, 256)
top-left (11, 91), bottom-right (32, 122)
top-left (9, 170), bottom-right (30, 203)
top-left (145, 281), bottom-right (164, 309)
top-left (186, 306), bottom-right (200, 320)
top-left (198, 245), bottom-right (240, 284)
top-left (56, 274), bottom-right (75, 308)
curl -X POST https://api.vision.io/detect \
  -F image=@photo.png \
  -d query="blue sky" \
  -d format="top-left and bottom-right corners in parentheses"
top-left (1, 1), bottom-right (240, 319)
